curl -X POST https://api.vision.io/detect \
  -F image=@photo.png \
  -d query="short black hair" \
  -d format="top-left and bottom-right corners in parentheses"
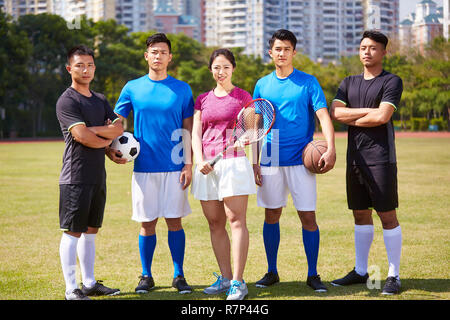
top-left (67, 45), bottom-right (94, 64)
top-left (360, 30), bottom-right (389, 49)
top-left (269, 29), bottom-right (297, 49)
top-left (208, 48), bottom-right (236, 70)
top-left (146, 33), bottom-right (172, 53)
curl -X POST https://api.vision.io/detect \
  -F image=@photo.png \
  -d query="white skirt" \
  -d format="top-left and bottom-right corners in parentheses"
top-left (131, 171), bottom-right (192, 222)
top-left (191, 156), bottom-right (256, 201)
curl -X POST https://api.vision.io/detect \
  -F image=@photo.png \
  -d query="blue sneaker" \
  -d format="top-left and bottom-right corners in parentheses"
top-left (203, 272), bottom-right (231, 294)
top-left (226, 280), bottom-right (248, 300)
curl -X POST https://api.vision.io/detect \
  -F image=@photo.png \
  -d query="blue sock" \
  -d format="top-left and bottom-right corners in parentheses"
top-left (302, 228), bottom-right (320, 277)
top-left (139, 234), bottom-right (156, 277)
top-left (263, 222), bottom-right (280, 274)
top-left (168, 229), bottom-right (185, 278)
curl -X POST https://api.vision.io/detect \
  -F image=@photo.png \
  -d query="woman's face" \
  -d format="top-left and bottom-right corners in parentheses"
top-left (210, 54), bottom-right (234, 86)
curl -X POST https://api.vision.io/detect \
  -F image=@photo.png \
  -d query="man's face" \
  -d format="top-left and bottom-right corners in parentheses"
top-left (145, 42), bottom-right (172, 72)
top-left (66, 54), bottom-right (95, 85)
top-left (269, 39), bottom-right (296, 67)
top-left (359, 37), bottom-right (386, 68)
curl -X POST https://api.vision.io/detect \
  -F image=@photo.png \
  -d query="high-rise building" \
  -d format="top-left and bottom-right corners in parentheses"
top-left (53, 0), bottom-right (115, 24)
top-left (4, 0), bottom-right (54, 18)
top-left (204, 0), bottom-right (399, 63)
top-left (399, 0), bottom-right (444, 55)
top-left (443, 0), bottom-right (449, 39)
top-left (115, 0), bottom-right (154, 32)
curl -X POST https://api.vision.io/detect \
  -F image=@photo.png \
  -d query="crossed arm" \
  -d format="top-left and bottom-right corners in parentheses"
top-left (330, 100), bottom-right (395, 127)
top-left (70, 118), bottom-right (123, 149)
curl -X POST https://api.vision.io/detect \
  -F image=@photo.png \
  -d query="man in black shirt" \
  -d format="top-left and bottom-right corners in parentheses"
top-left (330, 31), bottom-right (403, 295)
top-left (56, 46), bottom-right (124, 300)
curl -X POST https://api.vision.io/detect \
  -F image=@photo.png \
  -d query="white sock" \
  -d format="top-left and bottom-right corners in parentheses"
top-left (60, 233), bottom-right (79, 295)
top-left (77, 233), bottom-right (97, 288)
top-left (354, 224), bottom-right (374, 276)
top-left (383, 226), bottom-right (402, 278)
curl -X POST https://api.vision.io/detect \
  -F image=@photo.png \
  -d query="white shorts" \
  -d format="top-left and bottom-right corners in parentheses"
top-left (191, 156), bottom-right (256, 201)
top-left (131, 171), bottom-right (191, 222)
top-left (257, 165), bottom-right (316, 211)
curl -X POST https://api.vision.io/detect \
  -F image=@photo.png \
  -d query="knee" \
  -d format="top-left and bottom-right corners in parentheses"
top-left (165, 218), bottom-right (183, 232)
top-left (265, 208), bottom-right (282, 224)
top-left (141, 220), bottom-right (157, 236)
top-left (298, 211), bottom-right (317, 231)
top-left (206, 216), bottom-right (226, 233)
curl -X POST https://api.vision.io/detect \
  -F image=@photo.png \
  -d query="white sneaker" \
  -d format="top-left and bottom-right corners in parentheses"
top-left (203, 272), bottom-right (231, 294)
top-left (65, 288), bottom-right (90, 300)
top-left (226, 280), bottom-right (248, 300)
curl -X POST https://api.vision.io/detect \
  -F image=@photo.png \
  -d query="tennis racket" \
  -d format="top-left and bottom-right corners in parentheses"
top-left (209, 98), bottom-right (276, 167)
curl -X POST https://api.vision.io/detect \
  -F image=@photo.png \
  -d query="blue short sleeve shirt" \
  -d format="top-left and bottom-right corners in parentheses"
top-left (253, 69), bottom-right (327, 166)
top-left (115, 75), bottom-right (194, 172)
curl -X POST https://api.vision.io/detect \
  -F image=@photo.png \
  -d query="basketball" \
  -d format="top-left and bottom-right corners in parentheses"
top-left (302, 140), bottom-right (328, 174)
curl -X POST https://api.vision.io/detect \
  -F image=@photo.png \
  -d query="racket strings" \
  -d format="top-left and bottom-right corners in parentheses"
top-left (234, 100), bottom-right (275, 143)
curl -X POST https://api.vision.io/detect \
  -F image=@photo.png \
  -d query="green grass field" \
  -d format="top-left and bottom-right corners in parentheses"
top-left (0, 136), bottom-right (449, 300)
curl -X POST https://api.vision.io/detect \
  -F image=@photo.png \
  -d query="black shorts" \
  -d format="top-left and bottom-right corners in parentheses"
top-left (59, 183), bottom-right (106, 232)
top-left (346, 163), bottom-right (398, 212)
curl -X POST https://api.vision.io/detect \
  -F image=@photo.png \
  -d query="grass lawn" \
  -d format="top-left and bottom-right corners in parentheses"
top-left (0, 136), bottom-right (449, 300)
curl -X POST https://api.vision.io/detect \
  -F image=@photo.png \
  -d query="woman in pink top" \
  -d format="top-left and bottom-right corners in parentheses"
top-left (191, 49), bottom-right (256, 300)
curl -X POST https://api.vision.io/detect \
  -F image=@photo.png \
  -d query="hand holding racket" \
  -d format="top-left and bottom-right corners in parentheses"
top-left (209, 98), bottom-right (276, 167)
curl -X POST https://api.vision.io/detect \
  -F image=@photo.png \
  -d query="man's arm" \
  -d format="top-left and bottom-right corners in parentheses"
top-left (70, 124), bottom-right (112, 148)
top-left (315, 108), bottom-right (336, 173)
top-left (87, 118), bottom-right (124, 140)
top-left (330, 100), bottom-right (373, 124)
top-left (347, 103), bottom-right (395, 127)
top-left (105, 114), bottom-right (127, 164)
top-left (180, 116), bottom-right (193, 190)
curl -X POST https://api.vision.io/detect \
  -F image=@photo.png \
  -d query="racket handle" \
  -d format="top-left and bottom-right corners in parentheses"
top-left (209, 154), bottom-right (223, 167)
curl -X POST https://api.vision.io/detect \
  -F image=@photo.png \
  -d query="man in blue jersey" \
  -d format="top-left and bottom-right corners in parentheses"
top-left (109, 33), bottom-right (194, 294)
top-left (252, 29), bottom-right (336, 292)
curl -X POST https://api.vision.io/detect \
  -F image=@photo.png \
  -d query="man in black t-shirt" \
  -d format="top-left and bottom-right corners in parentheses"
top-left (330, 31), bottom-right (403, 295)
top-left (56, 46), bottom-right (124, 300)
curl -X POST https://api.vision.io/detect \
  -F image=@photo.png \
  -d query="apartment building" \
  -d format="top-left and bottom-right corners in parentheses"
top-left (204, 0), bottom-right (399, 63)
top-left (399, 0), bottom-right (444, 55)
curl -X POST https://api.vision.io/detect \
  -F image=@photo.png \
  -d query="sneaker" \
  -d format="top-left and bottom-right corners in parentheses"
top-left (81, 280), bottom-right (120, 296)
top-left (226, 280), bottom-right (248, 300)
top-left (306, 275), bottom-right (328, 292)
top-left (135, 275), bottom-right (155, 293)
top-left (382, 276), bottom-right (401, 295)
top-left (65, 288), bottom-right (90, 300)
top-left (255, 272), bottom-right (280, 288)
top-left (331, 268), bottom-right (369, 286)
top-left (203, 272), bottom-right (231, 295)
top-left (172, 275), bottom-right (192, 294)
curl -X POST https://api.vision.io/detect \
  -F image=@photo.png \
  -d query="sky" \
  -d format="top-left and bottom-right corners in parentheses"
top-left (400, 0), bottom-right (443, 19)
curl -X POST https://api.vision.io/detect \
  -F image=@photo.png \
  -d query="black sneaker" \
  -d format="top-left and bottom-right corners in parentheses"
top-left (331, 268), bottom-right (369, 286)
top-left (255, 272), bottom-right (280, 288)
top-left (65, 288), bottom-right (91, 300)
top-left (382, 276), bottom-right (401, 295)
top-left (135, 275), bottom-right (155, 293)
top-left (306, 275), bottom-right (328, 292)
top-left (172, 275), bottom-right (192, 294)
top-left (81, 280), bottom-right (120, 296)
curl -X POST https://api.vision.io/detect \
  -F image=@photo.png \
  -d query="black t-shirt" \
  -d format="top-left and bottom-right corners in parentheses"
top-left (56, 87), bottom-right (118, 184)
top-left (334, 70), bottom-right (403, 165)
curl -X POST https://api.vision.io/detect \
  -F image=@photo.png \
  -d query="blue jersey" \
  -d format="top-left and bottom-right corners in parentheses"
top-left (253, 69), bottom-right (327, 166)
top-left (115, 75), bottom-right (194, 173)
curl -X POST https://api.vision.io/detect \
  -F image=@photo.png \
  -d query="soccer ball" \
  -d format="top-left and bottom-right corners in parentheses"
top-left (111, 132), bottom-right (140, 162)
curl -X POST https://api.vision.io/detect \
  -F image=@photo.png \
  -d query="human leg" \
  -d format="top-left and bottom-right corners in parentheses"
top-left (201, 200), bottom-right (232, 280)
top-left (223, 195), bottom-right (249, 282)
